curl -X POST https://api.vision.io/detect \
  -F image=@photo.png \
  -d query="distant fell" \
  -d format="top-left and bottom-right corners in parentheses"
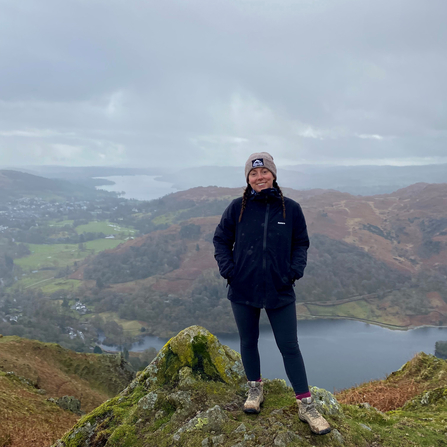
top-left (0, 170), bottom-right (115, 202)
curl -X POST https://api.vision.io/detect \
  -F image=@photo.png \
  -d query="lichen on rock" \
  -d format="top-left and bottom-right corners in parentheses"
top-left (137, 325), bottom-right (245, 389)
top-left (310, 385), bottom-right (343, 416)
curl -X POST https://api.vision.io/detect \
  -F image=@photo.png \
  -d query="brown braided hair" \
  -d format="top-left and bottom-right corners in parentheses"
top-left (238, 184), bottom-right (252, 222)
top-left (238, 181), bottom-right (286, 222)
top-left (274, 180), bottom-right (287, 220)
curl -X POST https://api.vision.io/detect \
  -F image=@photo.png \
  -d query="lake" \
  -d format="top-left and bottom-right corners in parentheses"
top-left (101, 319), bottom-right (447, 393)
top-left (95, 175), bottom-right (178, 201)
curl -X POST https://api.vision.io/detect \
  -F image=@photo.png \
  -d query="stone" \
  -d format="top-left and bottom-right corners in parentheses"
top-left (67, 422), bottom-right (95, 443)
top-left (273, 431), bottom-right (301, 446)
top-left (309, 386), bottom-right (343, 416)
top-left (176, 405), bottom-right (228, 436)
top-left (55, 396), bottom-right (82, 415)
top-left (169, 390), bottom-right (196, 422)
top-left (138, 326), bottom-right (245, 389)
top-left (212, 434), bottom-right (225, 444)
top-left (138, 391), bottom-right (158, 411)
top-left (359, 402), bottom-right (371, 409)
top-left (168, 390), bottom-right (193, 409)
top-left (234, 423), bottom-right (247, 433)
top-left (359, 423), bottom-right (372, 431)
top-left (179, 366), bottom-right (197, 388)
top-left (331, 429), bottom-right (344, 444)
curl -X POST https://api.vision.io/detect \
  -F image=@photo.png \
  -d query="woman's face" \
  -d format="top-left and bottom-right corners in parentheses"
top-left (248, 167), bottom-right (274, 193)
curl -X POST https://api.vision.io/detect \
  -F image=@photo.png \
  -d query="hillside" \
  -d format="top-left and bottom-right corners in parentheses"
top-left (66, 183), bottom-right (447, 337)
top-left (0, 335), bottom-right (134, 447)
top-left (53, 326), bottom-right (447, 447)
top-left (2, 180), bottom-right (447, 346)
top-left (0, 170), bottom-right (114, 202)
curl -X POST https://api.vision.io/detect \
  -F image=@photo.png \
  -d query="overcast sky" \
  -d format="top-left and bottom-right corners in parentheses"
top-left (0, 0), bottom-right (446, 169)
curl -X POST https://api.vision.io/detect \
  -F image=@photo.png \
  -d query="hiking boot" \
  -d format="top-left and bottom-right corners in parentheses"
top-left (297, 397), bottom-right (331, 435)
top-left (243, 381), bottom-right (264, 414)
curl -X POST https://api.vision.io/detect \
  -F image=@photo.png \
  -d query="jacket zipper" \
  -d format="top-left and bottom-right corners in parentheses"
top-left (262, 202), bottom-right (270, 308)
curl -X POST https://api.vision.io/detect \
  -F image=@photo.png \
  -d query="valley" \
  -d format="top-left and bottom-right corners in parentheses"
top-left (1, 170), bottom-right (447, 352)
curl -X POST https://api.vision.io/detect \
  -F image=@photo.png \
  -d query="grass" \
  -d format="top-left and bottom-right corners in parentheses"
top-left (84, 238), bottom-right (125, 252)
top-left (11, 236), bottom-right (125, 292)
top-left (75, 220), bottom-right (136, 236)
top-left (14, 243), bottom-right (86, 270)
top-left (152, 211), bottom-right (183, 225)
top-left (40, 279), bottom-right (81, 294)
top-left (0, 336), bottom-right (136, 447)
top-left (47, 219), bottom-right (75, 227)
top-left (306, 299), bottom-right (409, 328)
top-left (0, 373), bottom-right (80, 447)
top-left (16, 270), bottom-right (55, 288)
top-left (93, 312), bottom-right (146, 337)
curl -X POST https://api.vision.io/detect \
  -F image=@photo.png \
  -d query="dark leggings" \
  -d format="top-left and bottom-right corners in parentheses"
top-left (231, 301), bottom-right (309, 395)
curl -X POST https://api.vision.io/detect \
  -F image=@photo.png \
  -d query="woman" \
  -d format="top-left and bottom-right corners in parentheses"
top-left (213, 152), bottom-right (330, 435)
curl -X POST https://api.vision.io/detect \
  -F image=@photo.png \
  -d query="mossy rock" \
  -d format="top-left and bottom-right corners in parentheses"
top-left (135, 325), bottom-right (245, 389)
top-left (54, 330), bottom-right (447, 447)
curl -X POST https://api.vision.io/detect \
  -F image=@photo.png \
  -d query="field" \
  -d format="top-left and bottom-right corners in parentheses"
top-left (47, 219), bottom-right (75, 227)
top-left (84, 238), bottom-right (124, 252)
top-left (92, 311), bottom-right (147, 337)
top-left (9, 220), bottom-right (131, 293)
top-left (304, 298), bottom-right (411, 328)
top-left (39, 279), bottom-right (81, 294)
top-left (75, 220), bottom-right (136, 237)
top-left (14, 243), bottom-right (85, 270)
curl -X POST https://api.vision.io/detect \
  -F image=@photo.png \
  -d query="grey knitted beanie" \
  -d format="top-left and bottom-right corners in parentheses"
top-left (244, 152), bottom-right (277, 182)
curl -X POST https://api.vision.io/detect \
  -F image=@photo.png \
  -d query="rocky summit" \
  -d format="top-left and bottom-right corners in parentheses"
top-left (54, 326), bottom-right (447, 447)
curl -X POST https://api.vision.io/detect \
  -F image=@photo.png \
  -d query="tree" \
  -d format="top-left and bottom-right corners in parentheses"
top-left (96, 277), bottom-right (105, 289)
top-left (123, 347), bottom-right (129, 361)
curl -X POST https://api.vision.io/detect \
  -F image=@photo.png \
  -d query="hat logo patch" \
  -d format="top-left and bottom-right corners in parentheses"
top-left (252, 158), bottom-right (264, 167)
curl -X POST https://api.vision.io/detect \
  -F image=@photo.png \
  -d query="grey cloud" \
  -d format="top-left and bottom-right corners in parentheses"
top-left (0, 0), bottom-right (446, 167)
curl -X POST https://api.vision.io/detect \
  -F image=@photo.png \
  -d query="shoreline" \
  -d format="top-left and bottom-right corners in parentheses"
top-left (296, 314), bottom-right (447, 331)
top-left (99, 316), bottom-right (447, 349)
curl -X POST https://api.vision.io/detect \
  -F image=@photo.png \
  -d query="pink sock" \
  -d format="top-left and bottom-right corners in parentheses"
top-left (296, 391), bottom-right (311, 400)
top-left (256, 378), bottom-right (262, 383)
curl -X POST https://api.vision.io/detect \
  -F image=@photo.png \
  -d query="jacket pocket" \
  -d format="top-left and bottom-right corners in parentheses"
top-left (270, 261), bottom-right (293, 292)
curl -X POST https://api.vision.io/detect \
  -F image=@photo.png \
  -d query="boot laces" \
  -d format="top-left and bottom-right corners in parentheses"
top-left (247, 386), bottom-right (261, 400)
top-left (304, 401), bottom-right (321, 419)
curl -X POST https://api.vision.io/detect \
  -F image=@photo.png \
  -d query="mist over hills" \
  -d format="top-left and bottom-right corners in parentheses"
top-left (156, 163), bottom-right (447, 195)
top-left (3, 162), bottom-right (447, 196)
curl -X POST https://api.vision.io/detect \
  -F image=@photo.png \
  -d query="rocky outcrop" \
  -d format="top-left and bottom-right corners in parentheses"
top-left (53, 327), bottom-right (447, 447)
top-left (53, 325), bottom-right (345, 446)
top-left (48, 396), bottom-right (83, 415)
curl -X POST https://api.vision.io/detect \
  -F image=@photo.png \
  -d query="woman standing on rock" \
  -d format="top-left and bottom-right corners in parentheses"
top-left (213, 152), bottom-right (330, 435)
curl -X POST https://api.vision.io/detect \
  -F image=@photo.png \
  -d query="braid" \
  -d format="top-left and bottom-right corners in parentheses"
top-left (239, 185), bottom-right (252, 222)
top-left (273, 180), bottom-right (286, 220)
